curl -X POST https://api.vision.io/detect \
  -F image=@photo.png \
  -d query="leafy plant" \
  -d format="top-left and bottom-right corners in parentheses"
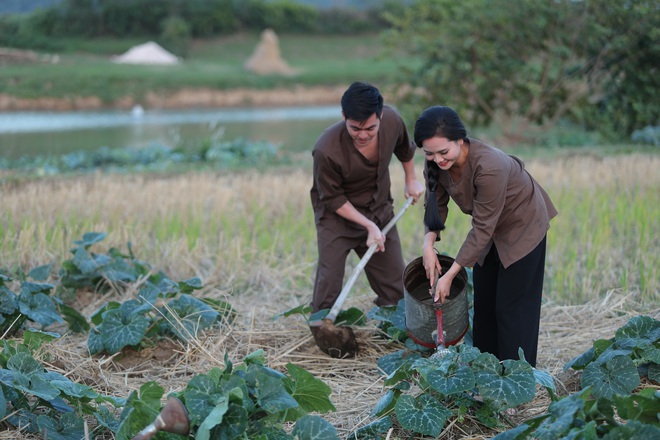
top-left (492, 387), bottom-right (660, 439)
top-left (117, 349), bottom-right (339, 440)
top-left (565, 315), bottom-right (660, 399)
top-left (0, 266), bottom-right (87, 338)
top-left (348, 302), bottom-right (554, 438)
top-left (58, 232), bottom-right (236, 355)
top-left (1, 139), bottom-right (281, 178)
top-left (87, 275), bottom-right (234, 355)
top-left (0, 335), bottom-right (124, 438)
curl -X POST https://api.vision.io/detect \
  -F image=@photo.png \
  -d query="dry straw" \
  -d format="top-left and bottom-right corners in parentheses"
top-left (1, 154), bottom-right (659, 438)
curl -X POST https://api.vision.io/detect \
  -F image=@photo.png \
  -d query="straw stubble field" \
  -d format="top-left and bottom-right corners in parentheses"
top-left (1, 152), bottom-right (659, 439)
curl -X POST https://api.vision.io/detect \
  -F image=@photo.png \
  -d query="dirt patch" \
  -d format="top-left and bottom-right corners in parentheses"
top-left (0, 84), bottom-right (346, 111)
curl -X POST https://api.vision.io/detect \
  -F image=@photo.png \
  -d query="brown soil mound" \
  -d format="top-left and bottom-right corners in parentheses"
top-left (0, 85), bottom-right (346, 111)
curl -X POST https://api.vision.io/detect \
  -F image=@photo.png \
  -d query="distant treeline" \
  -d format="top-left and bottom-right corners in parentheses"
top-left (0, 0), bottom-right (404, 47)
top-left (0, 0), bottom-right (63, 15)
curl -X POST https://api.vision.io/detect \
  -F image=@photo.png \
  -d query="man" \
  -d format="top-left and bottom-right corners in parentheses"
top-left (310, 81), bottom-right (424, 314)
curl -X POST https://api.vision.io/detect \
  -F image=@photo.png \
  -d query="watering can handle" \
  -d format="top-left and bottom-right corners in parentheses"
top-left (325, 196), bottom-right (414, 323)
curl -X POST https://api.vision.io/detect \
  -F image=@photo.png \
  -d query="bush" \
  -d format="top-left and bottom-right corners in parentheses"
top-left (180, 0), bottom-right (238, 37)
top-left (159, 15), bottom-right (191, 57)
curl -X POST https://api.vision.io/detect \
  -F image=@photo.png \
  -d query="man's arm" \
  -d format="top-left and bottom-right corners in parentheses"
top-left (335, 201), bottom-right (385, 252)
top-left (401, 158), bottom-right (425, 204)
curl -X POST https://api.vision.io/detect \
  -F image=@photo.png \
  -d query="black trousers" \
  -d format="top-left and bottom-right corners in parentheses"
top-left (472, 236), bottom-right (547, 367)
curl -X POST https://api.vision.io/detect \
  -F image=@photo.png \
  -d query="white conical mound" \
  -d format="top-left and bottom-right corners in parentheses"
top-left (113, 41), bottom-right (179, 65)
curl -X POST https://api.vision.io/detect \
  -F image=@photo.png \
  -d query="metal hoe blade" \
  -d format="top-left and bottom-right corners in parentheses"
top-left (309, 197), bottom-right (415, 358)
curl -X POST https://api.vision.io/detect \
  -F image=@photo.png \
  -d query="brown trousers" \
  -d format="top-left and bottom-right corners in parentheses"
top-left (311, 216), bottom-right (405, 312)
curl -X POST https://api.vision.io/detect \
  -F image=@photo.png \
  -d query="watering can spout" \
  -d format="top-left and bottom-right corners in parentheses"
top-left (131, 396), bottom-right (190, 440)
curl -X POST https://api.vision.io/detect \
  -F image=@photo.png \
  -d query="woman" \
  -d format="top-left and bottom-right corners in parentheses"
top-left (415, 106), bottom-right (557, 367)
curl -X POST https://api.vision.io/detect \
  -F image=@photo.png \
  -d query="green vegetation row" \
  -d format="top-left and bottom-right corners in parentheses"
top-left (0, 138), bottom-right (282, 179)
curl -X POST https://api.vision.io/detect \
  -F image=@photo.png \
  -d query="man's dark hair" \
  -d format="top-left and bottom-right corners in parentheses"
top-left (341, 81), bottom-right (384, 122)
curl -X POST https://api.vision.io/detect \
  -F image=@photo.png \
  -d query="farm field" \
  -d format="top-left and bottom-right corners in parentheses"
top-left (1, 150), bottom-right (658, 439)
top-left (1, 1), bottom-right (658, 433)
top-left (0, 33), bottom-right (406, 110)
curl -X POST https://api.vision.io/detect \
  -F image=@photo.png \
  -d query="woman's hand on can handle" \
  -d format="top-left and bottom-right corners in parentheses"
top-left (422, 246), bottom-right (443, 288)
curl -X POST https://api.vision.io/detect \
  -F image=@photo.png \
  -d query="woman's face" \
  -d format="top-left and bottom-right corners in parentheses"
top-left (422, 137), bottom-right (463, 170)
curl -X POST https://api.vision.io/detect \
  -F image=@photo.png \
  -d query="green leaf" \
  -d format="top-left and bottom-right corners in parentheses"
top-left (87, 329), bottom-right (104, 355)
top-left (55, 301), bottom-right (90, 333)
top-left (378, 349), bottom-right (422, 376)
top-left (164, 294), bottom-right (219, 340)
top-left (72, 246), bottom-right (99, 274)
top-left (641, 347), bottom-right (660, 364)
top-left (99, 308), bottom-right (150, 354)
top-left (370, 389), bottom-right (398, 418)
top-left (292, 415), bottom-right (339, 439)
top-left (37, 413), bottom-right (85, 440)
top-left (427, 363), bottom-right (475, 396)
top-left (474, 354), bottom-right (536, 409)
top-left (285, 363), bottom-right (336, 414)
top-left (28, 263), bottom-right (54, 281)
top-left (0, 388), bottom-right (6, 420)
top-left (20, 281), bottom-right (55, 295)
top-left (22, 328), bottom-right (59, 352)
top-left (73, 232), bottom-right (107, 248)
top-left (349, 416), bottom-right (392, 439)
top-left (395, 393), bottom-right (452, 437)
top-left (275, 303), bottom-right (312, 319)
top-left (615, 315), bottom-right (660, 341)
top-left (208, 403), bottom-right (248, 439)
top-left (0, 286), bottom-right (18, 314)
top-left (582, 355), bottom-right (640, 399)
top-left (13, 372), bottom-right (60, 401)
top-left (530, 388), bottom-right (589, 438)
top-left (255, 370), bottom-right (299, 414)
top-left (336, 307), bottom-right (366, 326)
top-left (178, 277), bottom-right (202, 293)
top-left (7, 351), bottom-right (43, 376)
top-left (612, 388), bottom-right (660, 424)
top-left (533, 368), bottom-right (556, 394)
top-left (184, 374), bottom-right (234, 426)
top-left (602, 420), bottom-right (660, 439)
top-left (94, 405), bottom-right (121, 433)
top-left (196, 397), bottom-right (229, 440)
top-left (103, 258), bottom-right (138, 283)
top-left (649, 363), bottom-right (660, 382)
top-left (19, 292), bottom-right (63, 327)
top-left (491, 424), bottom-right (533, 440)
top-left (565, 346), bottom-right (596, 371)
top-left (244, 349), bottom-right (266, 366)
top-left (51, 380), bottom-right (99, 399)
top-left (7, 408), bottom-right (39, 434)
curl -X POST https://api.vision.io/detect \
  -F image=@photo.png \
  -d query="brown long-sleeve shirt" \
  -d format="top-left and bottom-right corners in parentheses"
top-left (426, 138), bottom-right (558, 268)
top-left (311, 105), bottom-right (416, 226)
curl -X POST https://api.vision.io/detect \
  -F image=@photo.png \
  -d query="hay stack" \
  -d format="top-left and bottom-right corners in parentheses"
top-left (244, 29), bottom-right (298, 76)
top-left (113, 41), bottom-right (179, 65)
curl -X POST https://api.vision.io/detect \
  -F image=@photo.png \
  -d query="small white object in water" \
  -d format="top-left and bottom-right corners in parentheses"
top-left (131, 105), bottom-right (144, 118)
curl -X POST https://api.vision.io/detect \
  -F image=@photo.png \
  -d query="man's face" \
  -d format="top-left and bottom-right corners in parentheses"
top-left (344, 112), bottom-right (381, 147)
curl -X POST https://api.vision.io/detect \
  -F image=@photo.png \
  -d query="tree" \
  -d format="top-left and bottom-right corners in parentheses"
top-left (382, 0), bottom-right (658, 142)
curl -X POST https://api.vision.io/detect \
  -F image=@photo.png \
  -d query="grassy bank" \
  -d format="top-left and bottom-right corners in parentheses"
top-left (0, 33), bottom-right (406, 104)
top-left (1, 152), bottom-right (658, 305)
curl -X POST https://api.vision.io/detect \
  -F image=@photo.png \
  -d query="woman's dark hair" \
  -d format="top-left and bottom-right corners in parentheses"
top-left (341, 81), bottom-right (384, 122)
top-left (414, 106), bottom-right (468, 232)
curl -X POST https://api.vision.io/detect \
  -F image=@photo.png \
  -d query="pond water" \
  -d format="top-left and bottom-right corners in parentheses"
top-left (0, 105), bottom-right (342, 160)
